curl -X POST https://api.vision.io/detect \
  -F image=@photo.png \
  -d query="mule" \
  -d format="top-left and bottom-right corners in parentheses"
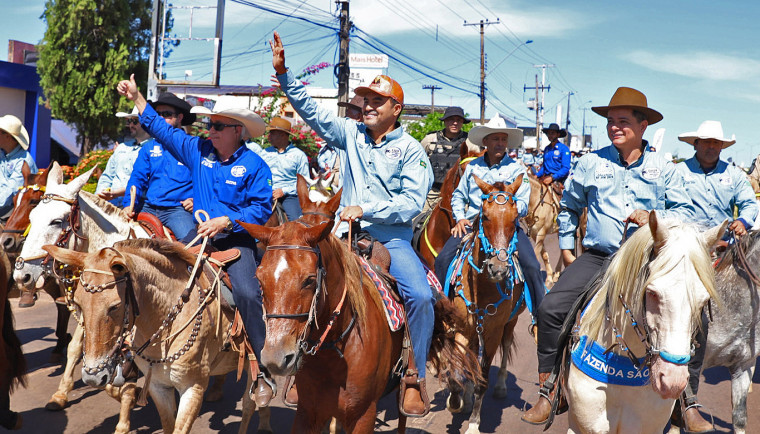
top-left (564, 212), bottom-right (725, 433)
top-left (443, 175), bottom-right (527, 434)
top-left (43, 239), bottom-right (270, 434)
top-left (0, 236), bottom-right (27, 430)
top-left (240, 218), bottom-right (482, 433)
top-left (416, 143), bottom-right (484, 268)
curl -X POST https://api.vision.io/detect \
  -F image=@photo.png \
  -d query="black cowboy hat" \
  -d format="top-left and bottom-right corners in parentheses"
top-left (149, 92), bottom-right (196, 126)
top-left (542, 123), bottom-right (567, 138)
top-left (441, 106), bottom-right (471, 123)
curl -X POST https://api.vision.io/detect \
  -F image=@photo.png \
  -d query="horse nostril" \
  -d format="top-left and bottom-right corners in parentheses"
top-left (21, 274), bottom-right (32, 285)
top-left (1, 236), bottom-right (13, 250)
top-left (283, 353), bottom-right (296, 368)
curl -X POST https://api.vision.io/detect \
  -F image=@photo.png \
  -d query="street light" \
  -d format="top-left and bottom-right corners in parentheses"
top-left (488, 40), bottom-right (533, 75)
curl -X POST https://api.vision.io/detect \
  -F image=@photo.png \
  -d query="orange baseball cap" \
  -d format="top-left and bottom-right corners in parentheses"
top-left (354, 75), bottom-right (404, 105)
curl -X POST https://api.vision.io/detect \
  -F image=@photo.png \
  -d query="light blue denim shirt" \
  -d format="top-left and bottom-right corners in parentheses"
top-left (95, 139), bottom-right (145, 195)
top-left (245, 140), bottom-right (265, 157)
top-left (559, 144), bottom-right (694, 255)
top-left (676, 156), bottom-right (757, 229)
top-left (317, 144), bottom-right (339, 172)
top-left (0, 145), bottom-right (37, 215)
top-left (260, 144), bottom-right (309, 196)
top-left (278, 70), bottom-right (433, 243)
top-left (452, 154), bottom-right (529, 222)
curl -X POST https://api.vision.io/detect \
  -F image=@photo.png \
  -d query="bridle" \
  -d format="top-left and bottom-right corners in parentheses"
top-left (0, 184), bottom-right (45, 238)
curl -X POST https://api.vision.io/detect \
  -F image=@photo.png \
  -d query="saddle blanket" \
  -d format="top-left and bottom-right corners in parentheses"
top-left (571, 335), bottom-right (649, 387)
top-left (358, 256), bottom-right (405, 331)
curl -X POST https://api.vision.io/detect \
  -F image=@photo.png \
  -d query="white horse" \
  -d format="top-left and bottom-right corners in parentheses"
top-left (564, 211), bottom-right (725, 433)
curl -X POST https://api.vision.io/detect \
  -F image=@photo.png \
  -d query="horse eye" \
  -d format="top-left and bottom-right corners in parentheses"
top-left (50, 219), bottom-right (63, 226)
top-left (302, 275), bottom-right (317, 289)
top-left (107, 304), bottom-right (120, 316)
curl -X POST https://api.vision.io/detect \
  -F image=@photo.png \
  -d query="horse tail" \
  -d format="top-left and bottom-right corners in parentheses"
top-left (2, 300), bottom-right (27, 391)
top-left (428, 296), bottom-right (485, 388)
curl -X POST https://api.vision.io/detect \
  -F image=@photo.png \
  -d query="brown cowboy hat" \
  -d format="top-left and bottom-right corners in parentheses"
top-left (267, 117), bottom-right (294, 136)
top-left (337, 95), bottom-right (364, 111)
top-left (592, 87), bottom-right (663, 125)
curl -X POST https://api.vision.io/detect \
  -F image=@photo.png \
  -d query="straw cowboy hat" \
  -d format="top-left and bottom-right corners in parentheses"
top-left (592, 87), bottom-right (663, 125)
top-left (267, 117), bottom-right (294, 136)
top-left (542, 123), bottom-right (567, 138)
top-left (191, 105), bottom-right (266, 140)
top-left (0, 115), bottom-right (30, 150)
top-left (678, 120), bottom-right (736, 148)
top-left (115, 106), bottom-right (139, 118)
top-left (149, 93), bottom-right (197, 126)
top-left (355, 75), bottom-right (405, 105)
top-left (468, 115), bottom-right (524, 149)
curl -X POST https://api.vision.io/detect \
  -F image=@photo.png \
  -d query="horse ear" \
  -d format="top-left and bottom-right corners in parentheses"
top-left (701, 219), bottom-right (729, 249)
top-left (311, 167), bottom-right (319, 179)
top-left (109, 250), bottom-right (128, 277)
top-left (473, 174), bottom-right (494, 194)
top-left (326, 188), bottom-right (343, 214)
top-left (47, 161), bottom-right (64, 188)
top-left (41, 245), bottom-right (85, 268)
top-left (237, 220), bottom-right (274, 245)
top-left (66, 166), bottom-right (96, 194)
top-left (649, 210), bottom-right (668, 254)
top-left (37, 161), bottom-right (53, 185)
top-left (296, 174), bottom-right (311, 211)
top-left (506, 174), bottom-right (524, 195)
top-left (21, 161), bottom-right (31, 186)
top-left (459, 142), bottom-right (469, 160)
top-left (304, 221), bottom-right (334, 244)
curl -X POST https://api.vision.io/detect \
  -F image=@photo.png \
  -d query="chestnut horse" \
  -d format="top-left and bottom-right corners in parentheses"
top-left (445, 175), bottom-right (526, 434)
top-left (240, 219), bottom-right (482, 433)
top-left (416, 143), bottom-right (485, 268)
top-left (43, 239), bottom-right (270, 434)
top-left (0, 163), bottom-right (72, 362)
top-left (0, 238), bottom-right (26, 430)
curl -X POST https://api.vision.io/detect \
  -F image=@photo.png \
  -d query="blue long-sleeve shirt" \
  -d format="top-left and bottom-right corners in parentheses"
top-left (278, 70), bottom-right (432, 243)
top-left (676, 157), bottom-right (758, 229)
top-left (96, 139), bottom-right (144, 198)
top-left (452, 154), bottom-right (530, 222)
top-left (120, 139), bottom-right (193, 210)
top-left (139, 104), bottom-right (272, 232)
top-left (260, 144), bottom-right (310, 196)
top-left (0, 146), bottom-right (37, 215)
top-left (558, 144), bottom-right (694, 255)
top-left (535, 141), bottom-right (571, 180)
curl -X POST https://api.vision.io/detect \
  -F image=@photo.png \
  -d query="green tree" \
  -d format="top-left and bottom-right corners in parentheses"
top-left (37, 0), bottom-right (153, 154)
top-left (404, 111), bottom-right (474, 142)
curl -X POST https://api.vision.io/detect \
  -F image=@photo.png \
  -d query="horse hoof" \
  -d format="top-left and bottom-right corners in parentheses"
top-left (493, 387), bottom-right (507, 399)
top-left (446, 393), bottom-right (463, 414)
top-left (45, 396), bottom-right (67, 411)
top-left (204, 388), bottom-right (223, 402)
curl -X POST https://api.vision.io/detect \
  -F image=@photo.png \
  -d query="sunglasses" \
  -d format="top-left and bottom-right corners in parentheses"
top-left (156, 110), bottom-right (178, 118)
top-left (207, 121), bottom-right (240, 132)
top-left (126, 118), bottom-right (139, 125)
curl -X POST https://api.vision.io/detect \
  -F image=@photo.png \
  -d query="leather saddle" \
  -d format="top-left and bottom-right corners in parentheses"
top-left (137, 212), bottom-right (176, 240)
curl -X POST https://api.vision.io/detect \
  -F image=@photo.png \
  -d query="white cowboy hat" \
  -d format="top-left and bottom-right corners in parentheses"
top-left (191, 106), bottom-right (266, 140)
top-left (467, 116), bottom-right (524, 149)
top-left (678, 120), bottom-right (736, 148)
top-left (0, 114), bottom-right (30, 150)
top-left (115, 106), bottom-right (139, 118)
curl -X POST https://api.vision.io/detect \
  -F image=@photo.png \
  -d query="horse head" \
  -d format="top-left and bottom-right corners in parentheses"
top-left (240, 220), bottom-right (334, 376)
top-left (472, 174), bottom-right (522, 282)
top-left (305, 169), bottom-right (337, 204)
top-left (42, 244), bottom-right (134, 389)
top-left (0, 162), bottom-right (50, 255)
top-left (13, 162), bottom-right (95, 291)
top-left (644, 211), bottom-right (726, 399)
top-left (297, 174), bottom-right (342, 226)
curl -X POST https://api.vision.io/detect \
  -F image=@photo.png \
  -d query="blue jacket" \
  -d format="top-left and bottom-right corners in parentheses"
top-left (278, 70), bottom-right (432, 243)
top-left (676, 157), bottom-right (757, 229)
top-left (139, 104), bottom-right (273, 233)
top-left (452, 154), bottom-right (530, 222)
top-left (260, 144), bottom-right (310, 196)
top-left (121, 139), bottom-right (193, 210)
top-left (0, 146), bottom-right (37, 215)
top-left (535, 141), bottom-right (571, 180)
top-left (559, 144), bottom-right (694, 255)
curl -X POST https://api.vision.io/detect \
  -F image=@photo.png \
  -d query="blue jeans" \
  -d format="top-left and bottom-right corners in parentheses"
top-left (386, 239), bottom-right (435, 378)
top-left (280, 195), bottom-right (302, 222)
top-left (141, 203), bottom-right (196, 241)
top-left (182, 230), bottom-right (265, 363)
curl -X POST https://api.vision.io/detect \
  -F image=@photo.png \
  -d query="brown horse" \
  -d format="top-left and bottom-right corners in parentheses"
top-left (445, 175), bottom-right (526, 434)
top-left (43, 239), bottom-right (271, 434)
top-left (416, 143), bottom-right (485, 268)
top-left (523, 173), bottom-right (560, 286)
top-left (239, 218), bottom-right (482, 433)
top-left (0, 234), bottom-right (27, 430)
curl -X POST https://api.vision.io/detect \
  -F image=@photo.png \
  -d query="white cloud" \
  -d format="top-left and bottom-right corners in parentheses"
top-left (624, 50), bottom-right (760, 81)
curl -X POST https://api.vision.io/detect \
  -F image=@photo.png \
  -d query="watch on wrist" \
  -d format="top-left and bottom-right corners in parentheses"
top-left (224, 216), bottom-right (234, 232)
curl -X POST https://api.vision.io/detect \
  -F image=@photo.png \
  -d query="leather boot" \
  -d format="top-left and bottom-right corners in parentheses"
top-left (400, 378), bottom-right (429, 417)
top-left (250, 372), bottom-right (276, 408)
top-left (683, 405), bottom-right (713, 433)
top-left (284, 377), bottom-right (298, 407)
top-left (521, 372), bottom-right (555, 425)
top-left (18, 290), bottom-right (36, 308)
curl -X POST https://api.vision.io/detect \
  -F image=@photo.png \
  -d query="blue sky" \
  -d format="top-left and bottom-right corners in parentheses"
top-left (5, 0), bottom-right (760, 166)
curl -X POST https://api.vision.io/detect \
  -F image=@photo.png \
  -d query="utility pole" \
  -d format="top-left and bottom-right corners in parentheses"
top-left (524, 74), bottom-right (550, 149)
top-left (422, 84), bottom-right (442, 114)
top-left (464, 18), bottom-right (498, 123)
top-left (532, 64), bottom-right (554, 132)
top-left (565, 91), bottom-right (573, 135)
top-left (336, 0), bottom-right (351, 117)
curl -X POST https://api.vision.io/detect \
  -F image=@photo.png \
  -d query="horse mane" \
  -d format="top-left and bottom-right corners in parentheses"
top-left (580, 220), bottom-right (717, 342)
top-left (79, 191), bottom-right (135, 225)
top-left (114, 238), bottom-right (197, 268)
top-left (715, 229), bottom-right (760, 274)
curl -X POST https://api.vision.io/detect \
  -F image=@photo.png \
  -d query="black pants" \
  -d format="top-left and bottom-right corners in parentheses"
top-left (536, 249), bottom-right (609, 372)
top-left (686, 310), bottom-right (709, 398)
top-left (434, 226), bottom-right (546, 310)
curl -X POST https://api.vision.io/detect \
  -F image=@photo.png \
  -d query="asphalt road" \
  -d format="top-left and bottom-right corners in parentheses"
top-left (6, 232), bottom-right (760, 433)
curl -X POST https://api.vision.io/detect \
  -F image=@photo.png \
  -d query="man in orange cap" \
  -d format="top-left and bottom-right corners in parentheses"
top-left (522, 87), bottom-right (695, 425)
top-left (271, 31), bottom-right (435, 417)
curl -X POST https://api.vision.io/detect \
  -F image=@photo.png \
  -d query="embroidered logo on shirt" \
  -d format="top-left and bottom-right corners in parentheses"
top-left (642, 167), bottom-right (661, 180)
top-left (719, 174), bottom-right (732, 185)
top-left (385, 146), bottom-right (402, 160)
top-left (231, 165), bottom-right (246, 177)
top-left (202, 152), bottom-right (217, 168)
top-left (149, 145), bottom-right (162, 157)
top-left (594, 164), bottom-right (614, 181)
top-left (419, 159), bottom-right (427, 168)
top-left (225, 180), bottom-right (237, 186)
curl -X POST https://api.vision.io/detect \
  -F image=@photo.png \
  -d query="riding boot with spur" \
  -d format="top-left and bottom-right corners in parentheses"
top-left (400, 377), bottom-right (430, 417)
top-left (250, 371), bottom-right (276, 407)
top-left (521, 372), bottom-right (562, 425)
